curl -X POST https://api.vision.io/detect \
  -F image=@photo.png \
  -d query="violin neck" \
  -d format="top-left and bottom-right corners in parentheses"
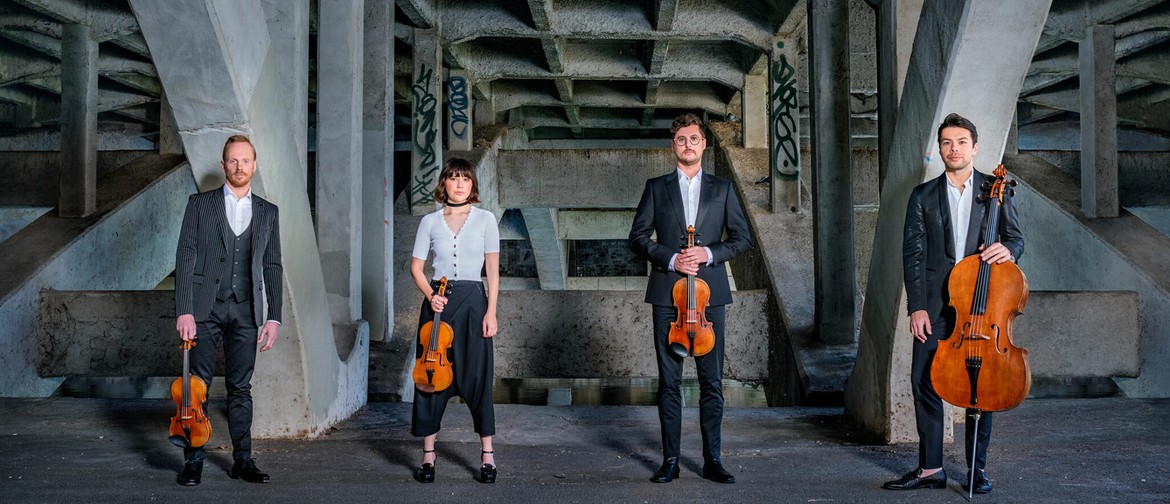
top-left (687, 275), bottom-right (696, 311)
top-left (428, 311), bottom-right (441, 352)
top-left (182, 347), bottom-right (190, 410)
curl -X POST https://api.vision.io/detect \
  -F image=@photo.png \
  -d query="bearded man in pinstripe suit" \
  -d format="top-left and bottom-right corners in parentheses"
top-left (173, 135), bottom-right (283, 486)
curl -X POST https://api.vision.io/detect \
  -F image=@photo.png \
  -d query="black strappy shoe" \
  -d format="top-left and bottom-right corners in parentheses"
top-left (479, 450), bottom-right (497, 484)
top-left (416, 449), bottom-right (436, 483)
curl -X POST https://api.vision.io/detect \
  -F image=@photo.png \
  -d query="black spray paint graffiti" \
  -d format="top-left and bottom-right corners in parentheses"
top-left (410, 63), bottom-right (439, 202)
top-left (771, 42), bottom-right (800, 180)
top-left (447, 76), bottom-right (469, 140)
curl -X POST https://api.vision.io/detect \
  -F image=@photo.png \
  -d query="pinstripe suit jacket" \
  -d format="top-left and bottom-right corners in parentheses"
top-left (175, 186), bottom-right (283, 325)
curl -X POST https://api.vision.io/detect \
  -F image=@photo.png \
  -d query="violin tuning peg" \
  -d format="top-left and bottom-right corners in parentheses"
top-left (981, 181), bottom-right (991, 190)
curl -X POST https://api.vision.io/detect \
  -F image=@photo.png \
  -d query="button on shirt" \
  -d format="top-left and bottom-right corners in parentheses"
top-left (223, 185), bottom-right (252, 236)
top-left (946, 170), bottom-right (973, 264)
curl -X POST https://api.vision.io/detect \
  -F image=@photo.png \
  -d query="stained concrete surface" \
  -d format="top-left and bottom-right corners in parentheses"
top-left (1, 397), bottom-right (1167, 503)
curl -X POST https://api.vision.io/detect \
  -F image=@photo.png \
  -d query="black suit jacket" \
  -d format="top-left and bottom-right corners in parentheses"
top-left (903, 170), bottom-right (1024, 322)
top-left (175, 186), bottom-right (283, 325)
top-left (629, 170), bottom-right (752, 307)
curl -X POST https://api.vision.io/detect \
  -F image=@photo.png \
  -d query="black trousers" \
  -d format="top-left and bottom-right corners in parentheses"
top-left (185, 295), bottom-right (258, 463)
top-left (652, 304), bottom-right (726, 461)
top-left (412, 280), bottom-right (495, 438)
top-left (911, 318), bottom-right (993, 471)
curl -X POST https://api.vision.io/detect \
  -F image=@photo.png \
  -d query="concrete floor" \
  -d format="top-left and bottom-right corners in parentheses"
top-left (1, 397), bottom-right (1167, 503)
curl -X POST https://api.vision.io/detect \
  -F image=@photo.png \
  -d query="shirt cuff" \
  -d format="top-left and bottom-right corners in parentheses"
top-left (265, 320), bottom-right (281, 326)
top-left (703, 246), bottom-right (714, 266)
top-left (667, 253), bottom-right (679, 272)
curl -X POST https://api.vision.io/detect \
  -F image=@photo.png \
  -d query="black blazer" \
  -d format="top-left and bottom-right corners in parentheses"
top-left (903, 170), bottom-right (1024, 322)
top-left (175, 186), bottom-right (283, 325)
top-left (629, 170), bottom-right (752, 307)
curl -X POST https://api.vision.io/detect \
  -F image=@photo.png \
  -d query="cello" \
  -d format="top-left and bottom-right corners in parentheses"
top-left (668, 225), bottom-right (715, 358)
top-left (930, 164), bottom-right (1030, 498)
top-left (413, 277), bottom-right (455, 393)
top-left (169, 339), bottom-right (211, 449)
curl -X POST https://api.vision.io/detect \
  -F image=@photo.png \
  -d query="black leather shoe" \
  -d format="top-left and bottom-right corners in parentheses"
top-left (702, 459), bottom-right (736, 484)
top-left (415, 463), bottom-right (435, 483)
top-left (649, 457), bottom-right (681, 483)
top-left (176, 459), bottom-right (202, 486)
top-left (479, 450), bottom-right (497, 483)
top-left (229, 458), bottom-right (270, 483)
top-left (882, 469), bottom-right (947, 490)
top-left (962, 469), bottom-right (993, 494)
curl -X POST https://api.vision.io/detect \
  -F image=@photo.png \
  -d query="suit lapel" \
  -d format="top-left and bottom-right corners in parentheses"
top-left (937, 175), bottom-right (956, 263)
top-left (664, 172), bottom-right (687, 235)
top-left (693, 172), bottom-right (714, 239)
top-left (216, 186), bottom-right (232, 253)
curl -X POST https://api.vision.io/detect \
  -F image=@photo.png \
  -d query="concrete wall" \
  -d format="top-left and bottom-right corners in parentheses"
top-left (0, 151), bottom-right (148, 206)
top-left (497, 149), bottom-right (675, 208)
top-left (0, 156), bottom-right (193, 396)
top-left (1023, 150), bottom-right (1170, 205)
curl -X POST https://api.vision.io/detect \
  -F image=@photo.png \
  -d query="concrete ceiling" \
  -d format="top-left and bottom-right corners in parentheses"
top-left (0, 0), bottom-right (1167, 146)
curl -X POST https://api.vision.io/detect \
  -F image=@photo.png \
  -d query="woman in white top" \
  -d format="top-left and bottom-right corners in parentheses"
top-left (409, 157), bottom-right (500, 484)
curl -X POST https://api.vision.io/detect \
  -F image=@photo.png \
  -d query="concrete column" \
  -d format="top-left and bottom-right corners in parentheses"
top-left (808, 0), bottom-right (855, 345)
top-left (409, 28), bottom-right (443, 215)
top-left (742, 70), bottom-right (767, 149)
top-left (846, 0), bottom-right (1052, 443)
top-left (316, 0), bottom-right (364, 324)
top-left (876, 0), bottom-right (924, 188)
top-left (1005, 110), bottom-right (1019, 156)
top-left (158, 91), bottom-right (183, 155)
top-left (521, 207), bottom-right (567, 290)
top-left (769, 38), bottom-right (802, 213)
top-left (262, 0), bottom-right (310, 183)
top-left (362, 0), bottom-right (393, 342)
top-left (1080, 24), bottom-right (1118, 219)
top-left (59, 23), bottom-right (97, 218)
top-left (447, 69), bottom-right (473, 151)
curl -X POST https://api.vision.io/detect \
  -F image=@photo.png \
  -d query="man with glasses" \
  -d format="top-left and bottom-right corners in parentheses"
top-left (629, 113), bottom-right (752, 484)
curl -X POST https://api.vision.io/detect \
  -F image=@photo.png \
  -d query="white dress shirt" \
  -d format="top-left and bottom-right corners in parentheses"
top-left (946, 170), bottom-right (973, 264)
top-left (223, 185), bottom-right (252, 236)
top-left (668, 168), bottom-right (714, 271)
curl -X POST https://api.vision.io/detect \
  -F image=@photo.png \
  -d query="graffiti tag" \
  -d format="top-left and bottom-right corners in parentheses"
top-left (411, 63), bottom-right (439, 202)
top-left (447, 76), bottom-right (469, 140)
top-left (771, 47), bottom-right (800, 180)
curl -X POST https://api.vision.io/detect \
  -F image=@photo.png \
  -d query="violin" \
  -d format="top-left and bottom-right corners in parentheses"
top-left (169, 339), bottom-right (211, 449)
top-left (931, 164), bottom-right (1031, 413)
top-left (412, 277), bottom-right (455, 393)
top-left (668, 225), bottom-right (715, 358)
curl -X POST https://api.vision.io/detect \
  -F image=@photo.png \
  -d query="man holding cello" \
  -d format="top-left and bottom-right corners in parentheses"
top-left (629, 113), bottom-right (752, 484)
top-left (884, 113), bottom-right (1024, 494)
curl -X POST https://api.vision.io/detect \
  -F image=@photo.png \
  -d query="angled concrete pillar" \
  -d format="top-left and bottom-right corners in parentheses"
top-left (1080, 24), bottom-right (1118, 219)
top-left (409, 28), bottom-right (443, 215)
top-left (262, 0), bottom-right (310, 183)
top-left (447, 69), bottom-right (473, 151)
top-left (158, 91), bottom-right (183, 155)
top-left (521, 207), bottom-right (567, 290)
top-left (59, 23), bottom-right (97, 218)
top-left (363, 0), bottom-right (393, 342)
top-left (846, 0), bottom-right (1052, 442)
top-left (808, 0), bottom-right (855, 345)
top-left (131, 0), bottom-right (366, 438)
top-left (317, 0), bottom-right (365, 324)
top-left (770, 38), bottom-right (802, 213)
top-left (876, 0), bottom-right (925, 187)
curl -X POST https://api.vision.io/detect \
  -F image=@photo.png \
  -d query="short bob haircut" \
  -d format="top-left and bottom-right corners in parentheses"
top-left (433, 157), bottom-right (480, 205)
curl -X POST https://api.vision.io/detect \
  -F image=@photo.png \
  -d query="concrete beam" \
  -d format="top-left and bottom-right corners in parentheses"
top-left (317, 0), bottom-right (364, 325)
top-left (58, 23), bottom-right (96, 218)
top-left (1042, 0), bottom-right (1163, 43)
top-left (520, 207), bottom-right (567, 290)
top-left (539, 37), bottom-right (564, 74)
top-left (808, 0), bottom-right (855, 345)
top-left (1080, 24), bottom-right (1119, 219)
top-left (646, 40), bottom-right (669, 75)
top-left (408, 28), bottom-right (442, 215)
top-left (654, 0), bottom-right (679, 31)
top-left (363, 0), bottom-right (394, 342)
top-left (498, 149), bottom-right (674, 208)
top-left (12, 0), bottom-right (139, 41)
top-left (447, 69), bottom-right (473, 151)
top-left (846, 0), bottom-right (1052, 443)
top-left (527, 0), bottom-right (553, 30)
top-left (394, 0), bottom-right (435, 28)
top-left (556, 209), bottom-right (636, 240)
